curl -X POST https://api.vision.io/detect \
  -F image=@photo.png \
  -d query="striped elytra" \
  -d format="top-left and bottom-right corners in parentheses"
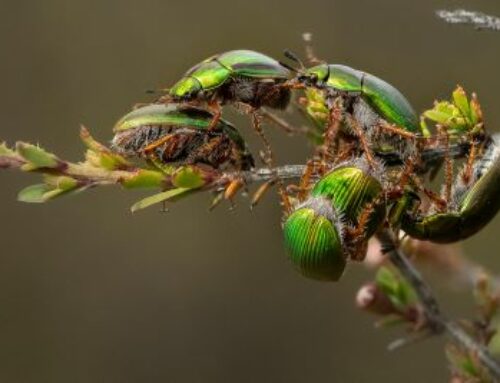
top-left (311, 165), bottom-right (385, 239)
top-left (283, 162), bottom-right (387, 282)
top-left (283, 197), bottom-right (346, 281)
top-left (169, 50), bottom-right (292, 109)
top-left (304, 64), bottom-right (420, 134)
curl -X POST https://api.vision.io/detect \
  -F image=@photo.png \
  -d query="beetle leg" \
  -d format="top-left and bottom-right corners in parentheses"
top-left (344, 211), bottom-right (373, 262)
top-left (142, 134), bottom-right (175, 154)
top-left (461, 134), bottom-right (479, 185)
top-left (209, 190), bottom-right (225, 211)
top-left (377, 121), bottom-right (416, 140)
top-left (250, 179), bottom-right (275, 209)
top-left (437, 125), bottom-right (454, 205)
top-left (278, 183), bottom-right (293, 217)
top-left (297, 158), bottom-right (318, 202)
top-left (317, 97), bottom-right (343, 162)
top-left (345, 113), bottom-right (376, 169)
top-left (260, 108), bottom-right (299, 135)
top-left (224, 178), bottom-right (244, 201)
top-left (251, 111), bottom-right (274, 167)
top-left (399, 158), bottom-right (416, 191)
top-left (186, 136), bottom-right (226, 168)
top-left (207, 100), bottom-right (222, 131)
top-left (410, 174), bottom-right (448, 212)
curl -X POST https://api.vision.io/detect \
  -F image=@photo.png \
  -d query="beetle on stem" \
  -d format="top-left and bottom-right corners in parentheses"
top-left (283, 158), bottom-right (386, 281)
top-left (396, 136), bottom-right (500, 243)
top-left (163, 50), bottom-right (296, 166)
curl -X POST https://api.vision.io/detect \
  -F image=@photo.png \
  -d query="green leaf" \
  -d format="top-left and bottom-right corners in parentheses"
top-left (434, 101), bottom-right (456, 115)
top-left (80, 126), bottom-right (130, 170)
top-left (460, 357), bottom-right (480, 378)
top-left (17, 181), bottom-right (81, 203)
top-left (452, 86), bottom-right (471, 121)
top-left (98, 152), bottom-right (130, 170)
top-left (17, 184), bottom-right (62, 203)
top-left (172, 166), bottom-right (205, 189)
top-left (41, 188), bottom-right (68, 201)
top-left (16, 142), bottom-right (60, 169)
top-left (419, 117), bottom-right (431, 138)
top-left (130, 187), bottom-right (192, 213)
top-left (423, 110), bottom-right (452, 125)
top-left (122, 169), bottom-right (165, 189)
top-left (18, 184), bottom-right (51, 203)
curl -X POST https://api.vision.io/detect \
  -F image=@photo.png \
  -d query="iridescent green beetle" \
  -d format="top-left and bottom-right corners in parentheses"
top-left (284, 197), bottom-right (346, 281)
top-left (169, 50), bottom-right (292, 117)
top-left (288, 60), bottom-right (423, 155)
top-left (283, 160), bottom-right (385, 281)
top-left (299, 64), bottom-right (420, 133)
top-left (166, 50), bottom-right (294, 164)
top-left (112, 104), bottom-right (254, 171)
top-left (397, 136), bottom-right (500, 243)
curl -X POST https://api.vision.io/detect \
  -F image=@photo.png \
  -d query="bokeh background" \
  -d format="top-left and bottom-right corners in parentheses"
top-left (1, 0), bottom-right (499, 382)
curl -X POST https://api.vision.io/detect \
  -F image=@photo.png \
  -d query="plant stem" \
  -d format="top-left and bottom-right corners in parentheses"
top-left (377, 229), bottom-right (500, 380)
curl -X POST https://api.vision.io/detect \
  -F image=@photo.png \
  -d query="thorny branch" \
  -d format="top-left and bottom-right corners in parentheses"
top-left (436, 9), bottom-right (500, 31)
top-left (377, 229), bottom-right (500, 380)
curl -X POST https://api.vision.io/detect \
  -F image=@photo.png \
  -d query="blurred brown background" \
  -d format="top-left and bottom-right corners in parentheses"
top-left (1, 0), bottom-right (499, 382)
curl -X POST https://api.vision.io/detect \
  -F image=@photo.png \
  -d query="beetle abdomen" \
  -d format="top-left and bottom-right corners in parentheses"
top-left (111, 104), bottom-right (254, 170)
top-left (111, 125), bottom-right (170, 156)
top-left (223, 77), bottom-right (291, 109)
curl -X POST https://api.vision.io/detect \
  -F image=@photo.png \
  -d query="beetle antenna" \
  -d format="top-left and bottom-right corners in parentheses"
top-left (278, 60), bottom-right (299, 74)
top-left (145, 88), bottom-right (169, 94)
top-left (283, 49), bottom-right (306, 70)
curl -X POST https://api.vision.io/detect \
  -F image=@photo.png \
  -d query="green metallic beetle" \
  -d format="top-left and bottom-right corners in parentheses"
top-left (290, 62), bottom-right (424, 154)
top-left (298, 64), bottom-right (420, 133)
top-left (169, 50), bottom-right (292, 114)
top-left (111, 103), bottom-right (254, 171)
top-left (283, 160), bottom-right (386, 281)
top-left (397, 135), bottom-right (500, 243)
